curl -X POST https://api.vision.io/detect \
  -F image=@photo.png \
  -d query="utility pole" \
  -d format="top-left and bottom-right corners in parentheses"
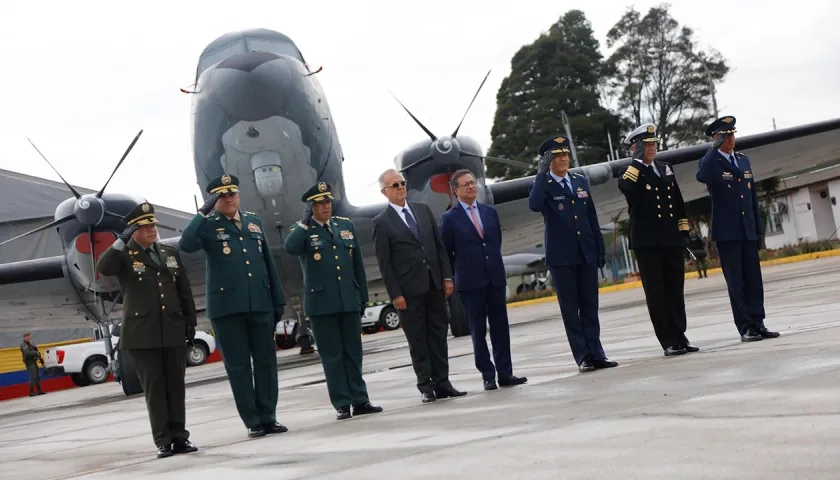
top-left (772, 118), bottom-right (777, 130)
top-left (606, 131), bottom-right (617, 161)
top-left (560, 110), bottom-right (580, 168)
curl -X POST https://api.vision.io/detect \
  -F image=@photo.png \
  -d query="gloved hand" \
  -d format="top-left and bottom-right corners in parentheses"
top-left (301, 201), bottom-right (313, 226)
top-left (360, 303), bottom-right (367, 318)
top-left (537, 151), bottom-right (554, 174)
top-left (118, 224), bottom-right (140, 243)
top-left (712, 133), bottom-right (728, 150)
top-left (198, 192), bottom-right (221, 216)
top-left (598, 255), bottom-right (606, 269)
top-left (186, 325), bottom-right (196, 346)
top-left (274, 306), bottom-right (284, 326)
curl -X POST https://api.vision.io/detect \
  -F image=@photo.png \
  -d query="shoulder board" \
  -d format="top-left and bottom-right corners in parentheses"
top-left (573, 173), bottom-right (584, 178)
top-left (245, 211), bottom-right (257, 215)
top-left (334, 216), bottom-right (350, 221)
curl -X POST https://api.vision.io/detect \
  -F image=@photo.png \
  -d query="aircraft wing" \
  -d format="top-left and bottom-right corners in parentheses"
top-left (490, 117), bottom-right (840, 256)
top-left (0, 255), bottom-right (65, 284)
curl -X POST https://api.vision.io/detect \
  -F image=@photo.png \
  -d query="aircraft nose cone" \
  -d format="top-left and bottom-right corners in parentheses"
top-left (74, 194), bottom-right (105, 225)
top-left (209, 51), bottom-right (295, 121)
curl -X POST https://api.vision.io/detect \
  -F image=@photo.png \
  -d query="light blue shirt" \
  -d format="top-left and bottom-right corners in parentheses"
top-left (719, 149), bottom-right (739, 169)
top-left (549, 171), bottom-right (573, 192)
top-left (458, 199), bottom-right (484, 232)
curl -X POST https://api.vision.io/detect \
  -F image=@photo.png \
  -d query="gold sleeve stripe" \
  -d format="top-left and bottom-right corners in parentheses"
top-left (678, 219), bottom-right (690, 231)
top-left (621, 167), bottom-right (639, 182)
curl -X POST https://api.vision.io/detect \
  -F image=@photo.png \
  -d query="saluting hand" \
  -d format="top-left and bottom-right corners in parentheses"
top-left (537, 151), bottom-right (553, 174)
top-left (198, 193), bottom-right (221, 216)
top-left (118, 224), bottom-right (140, 243)
top-left (301, 202), bottom-right (314, 226)
top-left (712, 134), bottom-right (728, 150)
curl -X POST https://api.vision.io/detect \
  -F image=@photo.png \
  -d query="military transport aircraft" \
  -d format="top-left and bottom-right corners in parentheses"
top-left (1, 28), bottom-right (839, 396)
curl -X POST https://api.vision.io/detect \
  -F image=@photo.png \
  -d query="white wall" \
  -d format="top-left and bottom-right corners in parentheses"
top-left (809, 184), bottom-right (837, 241)
top-left (826, 179), bottom-right (840, 239)
top-left (764, 180), bottom-right (840, 250)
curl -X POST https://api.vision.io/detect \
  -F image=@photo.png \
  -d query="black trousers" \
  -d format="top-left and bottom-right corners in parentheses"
top-left (129, 346), bottom-right (189, 447)
top-left (634, 247), bottom-right (689, 349)
top-left (459, 284), bottom-right (513, 381)
top-left (399, 273), bottom-right (451, 394)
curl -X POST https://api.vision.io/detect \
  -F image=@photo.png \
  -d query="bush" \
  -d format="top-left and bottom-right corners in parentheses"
top-left (507, 289), bottom-right (556, 304)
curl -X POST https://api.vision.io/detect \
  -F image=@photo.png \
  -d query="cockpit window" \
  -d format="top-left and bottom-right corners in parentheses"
top-left (243, 39), bottom-right (304, 63)
top-left (198, 41), bottom-right (248, 78)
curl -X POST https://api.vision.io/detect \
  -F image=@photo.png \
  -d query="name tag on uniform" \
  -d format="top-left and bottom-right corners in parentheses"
top-left (215, 228), bottom-right (230, 240)
top-left (553, 196), bottom-right (566, 200)
top-left (722, 172), bottom-right (733, 180)
top-left (744, 171), bottom-right (753, 178)
top-left (309, 235), bottom-right (323, 247)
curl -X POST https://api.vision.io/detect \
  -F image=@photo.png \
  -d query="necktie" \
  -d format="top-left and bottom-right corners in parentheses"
top-left (469, 205), bottom-right (484, 238)
top-left (145, 248), bottom-right (159, 266)
top-left (323, 222), bottom-right (333, 238)
top-left (402, 208), bottom-right (421, 240)
top-left (729, 154), bottom-right (740, 174)
top-left (562, 178), bottom-right (572, 194)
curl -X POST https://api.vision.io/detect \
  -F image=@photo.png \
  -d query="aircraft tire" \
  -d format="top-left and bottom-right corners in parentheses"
top-left (447, 293), bottom-right (470, 338)
top-left (117, 349), bottom-right (144, 396)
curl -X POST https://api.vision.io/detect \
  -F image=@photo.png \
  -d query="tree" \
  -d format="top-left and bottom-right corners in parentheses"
top-left (602, 3), bottom-right (730, 152)
top-left (486, 10), bottom-right (621, 180)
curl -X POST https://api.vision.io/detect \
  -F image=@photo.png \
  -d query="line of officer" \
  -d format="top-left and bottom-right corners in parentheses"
top-left (179, 174), bottom-right (289, 439)
top-left (20, 332), bottom-right (45, 396)
top-left (96, 202), bottom-right (198, 458)
top-left (618, 123), bottom-right (699, 356)
top-left (696, 116), bottom-right (780, 342)
top-left (528, 135), bottom-right (618, 373)
top-left (284, 182), bottom-right (383, 420)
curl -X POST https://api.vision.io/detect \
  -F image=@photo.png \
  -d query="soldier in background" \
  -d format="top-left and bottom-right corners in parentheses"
top-left (96, 202), bottom-right (199, 458)
top-left (20, 332), bottom-right (45, 396)
top-left (618, 123), bottom-right (698, 357)
top-left (179, 174), bottom-right (288, 439)
top-left (688, 227), bottom-right (708, 278)
top-left (284, 182), bottom-right (383, 420)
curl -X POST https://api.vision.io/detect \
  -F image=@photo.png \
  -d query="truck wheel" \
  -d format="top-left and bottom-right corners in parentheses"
top-left (70, 373), bottom-right (90, 387)
top-left (85, 359), bottom-right (109, 385)
top-left (117, 349), bottom-right (143, 396)
top-left (379, 306), bottom-right (401, 331)
top-left (187, 342), bottom-right (209, 367)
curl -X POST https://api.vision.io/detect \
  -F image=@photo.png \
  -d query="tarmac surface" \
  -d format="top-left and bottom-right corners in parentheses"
top-left (1, 257), bottom-right (839, 479)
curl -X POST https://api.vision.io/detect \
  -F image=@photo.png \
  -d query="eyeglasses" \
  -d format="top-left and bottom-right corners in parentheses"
top-left (457, 180), bottom-right (477, 188)
top-left (388, 181), bottom-right (407, 188)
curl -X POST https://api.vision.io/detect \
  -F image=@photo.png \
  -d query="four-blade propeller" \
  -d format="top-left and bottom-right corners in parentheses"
top-left (390, 70), bottom-right (531, 173)
top-left (0, 130), bottom-right (144, 246)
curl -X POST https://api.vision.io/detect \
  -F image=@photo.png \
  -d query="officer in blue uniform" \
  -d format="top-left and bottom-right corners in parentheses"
top-left (696, 116), bottom-right (780, 342)
top-left (179, 173), bottom-right (289, 439)
top-left (528, 136), bottom-right (618, 373)
top-left (284, 182), bottom-right (383, 420)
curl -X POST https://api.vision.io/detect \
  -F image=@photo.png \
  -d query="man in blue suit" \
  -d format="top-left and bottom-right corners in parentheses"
top-left (528, 136), bottom-right (618, 373)
top-left (696, 116), bottom-right (780, 342)
top-left (439, 169), bottom-right (528, 391)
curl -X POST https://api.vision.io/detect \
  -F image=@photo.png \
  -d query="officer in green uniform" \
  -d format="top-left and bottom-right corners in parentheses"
top-left (179, 173), bottom-right (288, 439)
top-left (20, 332), bottom-right (45, 396)
top-left (96, 202), bottom-right (199, 459)
top-left (284, 182), bottom-right (383, 420)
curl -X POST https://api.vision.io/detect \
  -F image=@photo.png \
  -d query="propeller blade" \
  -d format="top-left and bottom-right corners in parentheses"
top-left (459, 151), bottom-right (532, 169)
top-left (97, 129), bottom-right (143, 198)
top-left (398, 154), bottom-right (434, 173)
top-left (26, 138), bottom-right (82, 199)
top-left (387, 90), bottom-right (437, 142)
top-left (452, 70), bottom-right (491, 138)
top-left (0, 214), bottom-right (75, 246)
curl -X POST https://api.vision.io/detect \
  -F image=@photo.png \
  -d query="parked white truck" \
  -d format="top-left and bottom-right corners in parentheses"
top-left (43, 324), bottom-right (216, 387)
top-left (273, 301), bottom-right (401, 349)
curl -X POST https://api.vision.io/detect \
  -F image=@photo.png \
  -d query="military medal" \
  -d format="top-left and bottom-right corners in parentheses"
top-left (257, 239), bottom-right (262, 253)
top-left (314, 252), bottom-right (321, 260)
top-left (222, 241), bottom-right (231, 255)
top-left (165, 256), bottom-right (178, 268)
top-left (558, 203), bottom-right (564, 210)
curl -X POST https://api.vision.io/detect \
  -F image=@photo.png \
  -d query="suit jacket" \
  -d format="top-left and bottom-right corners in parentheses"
top-left (284, 215), bottom-right (369, 317)
top-left (696, 149), bottom-right (763, 242)
top-left (618, 160), bottom-right (689, 249)
top-left (179, 210), bottom-right (285, 319)
top-left (372, 201), bottom-right (453, 299)
top-left (528, 171), bottom-right (605, 267)
top-left (96, 239), bottom-right (197, 349)
top-left (439, 201), bottom-right (506, 292)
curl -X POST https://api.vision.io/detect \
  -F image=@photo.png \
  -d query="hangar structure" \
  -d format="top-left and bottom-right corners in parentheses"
top-left (0, 169), bottom-right (194, 348)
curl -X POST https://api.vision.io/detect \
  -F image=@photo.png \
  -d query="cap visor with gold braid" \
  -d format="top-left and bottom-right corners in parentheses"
top-left (209, 174), bottom-right (239, 194)
top-left (126, 203), bottom-right (159, 226)
top-left (306, 182), bottom-right (334, 202)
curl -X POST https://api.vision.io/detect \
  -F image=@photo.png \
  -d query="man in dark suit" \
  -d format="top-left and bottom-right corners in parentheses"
top-left (618, 123), bottom-right (699, 357)
top-left (96, 202), bottom-right (199, 459)
top-left (696, 116), bottom-right (780, 342)
top-left (528, 136), bottom-right (618, 373)
top-left (439, 169), bottom-right (528, 391)
top-left (179, 174), bottom-right (288, 439)
top-left (372, 168), bottom-right (467, 404)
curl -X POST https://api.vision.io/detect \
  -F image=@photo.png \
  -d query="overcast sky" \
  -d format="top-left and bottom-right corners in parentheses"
top-left (1, 0), bottom-right (837, 214)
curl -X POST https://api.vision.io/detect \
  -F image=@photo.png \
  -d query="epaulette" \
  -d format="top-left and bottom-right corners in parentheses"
top-left (621, 165), bottom-right (639, 182)
top-left (244, 211), bottom-right (257, 216)
top-left (333, 216), bottom-right (350, 221)
top-left (573, 173), bottom-right (584, 178)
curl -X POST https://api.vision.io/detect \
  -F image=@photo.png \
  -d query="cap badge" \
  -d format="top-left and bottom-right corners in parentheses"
top-left (141, 203), bottom-right (150, 213)
top-left (221, 174), bottom-right (231, 185)
top-left (554, 136), bottom-right (565, 144)
top-left (318, 182), bottom-right (327, 192)
top-left (647, 125), bottom-right (655, 133)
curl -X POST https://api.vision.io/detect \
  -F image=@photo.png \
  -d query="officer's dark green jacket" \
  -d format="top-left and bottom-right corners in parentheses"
top-left (284, 216), bottom-right (368, 317)
top-left (96, 239), bottom-right (197, 349)
top-left (179, 210), bottom-right (285, 319)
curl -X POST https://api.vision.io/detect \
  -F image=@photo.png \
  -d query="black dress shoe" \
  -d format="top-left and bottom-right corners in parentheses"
top-left (594, 358), bottom-right (619, 369)
top-left (664, 346), bottom-right (687, 356)
top-left (156, 444), bottom-right (174, 458)
top-left (483, 380), bottom-right (498, 390)
top-left (421, 392), bottom-right (436, 403)
top-left (434, 385), bottom-right (467, 399)
top-left (579, 361), bottom-right (597, 372)
top-left (263, 421), bottom-right (289, 434)
top-left (741, 328), bottom-right (762, 342)
top-left (757, 327), bottom-right (780, 338)
top-left (173, 439), bottom-right (198, 454)
top-left (247, 426), bottom-right (267, 438)
top-left (336, 406), bottom-right (352, 420)
top-left (353, 402), bottom-right (383, 416)
top-left (683, 344), bottom-right (700, 353)
top-left (499, 375), bottom-right (528, 387)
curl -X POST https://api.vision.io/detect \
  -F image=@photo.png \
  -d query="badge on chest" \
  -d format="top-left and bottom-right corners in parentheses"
top-left (132, 261), bottom-right (145, 274)
top-left (576, 187), bottom-right (589, 199)
top-left (165, 256), bottom-right (178, 269)
top-left (215, 228), bottom-right (230, 241)
top-left (247, 223), bottom-right (262, 234)
top-left (309, 235), bottom-right (324, 248)
top-left (339, 229), bottom-right (354, 240)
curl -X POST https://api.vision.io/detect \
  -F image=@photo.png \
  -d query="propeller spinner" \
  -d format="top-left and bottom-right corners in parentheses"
top-left (0, 130), bottom-right (143, 246)
top-left (390, 70), bottom-right (531, 173)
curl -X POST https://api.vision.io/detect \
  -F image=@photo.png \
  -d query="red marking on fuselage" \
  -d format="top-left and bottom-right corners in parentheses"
top-left (430, 173), bottom-right (455, 210)
top-left (75, 232), bottom-right (117, 280)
